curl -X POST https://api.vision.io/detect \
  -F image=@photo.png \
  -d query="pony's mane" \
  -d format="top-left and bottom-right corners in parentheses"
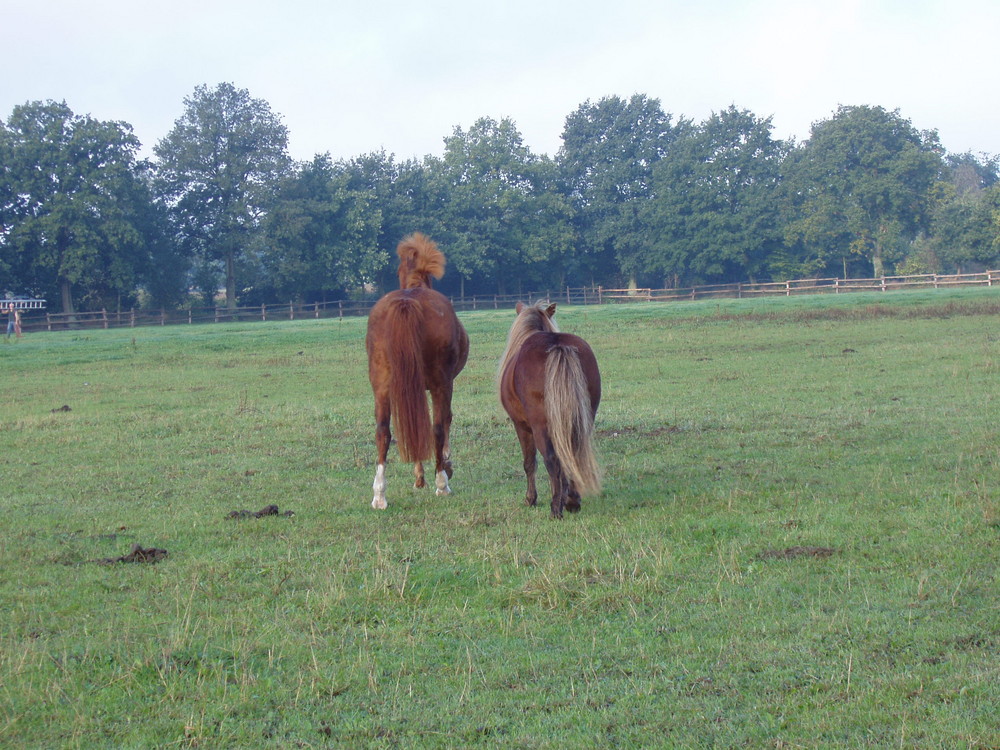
top-left (397, 233), bottom-right (445, 289)
top-left (497, 301), bottom-right (559, 383)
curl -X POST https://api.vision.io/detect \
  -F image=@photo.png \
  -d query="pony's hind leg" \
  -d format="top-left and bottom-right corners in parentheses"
top-left (372, 464), bottom-right (387, 510)
top-left (539, 436), bottom-right (570, 519)
top-left (565, 484), bottom-right (582, 513)
top-left (513, 420), bottom-right (538, 507)
top-left (430, 385), bottom-right (454, 496)
top-left (372, 393), bottom-right (391, 509)
top-left (413, 462), bottom-right (426, 488)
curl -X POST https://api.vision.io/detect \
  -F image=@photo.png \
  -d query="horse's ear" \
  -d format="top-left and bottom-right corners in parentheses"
top-left (515, 302), bottom-right (525, 314)
top-left (545, 303), bottom-right (557, 318)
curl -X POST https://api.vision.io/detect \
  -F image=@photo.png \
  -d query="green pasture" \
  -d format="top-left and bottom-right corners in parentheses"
top-left (1, 289), bottom-right (998, 748)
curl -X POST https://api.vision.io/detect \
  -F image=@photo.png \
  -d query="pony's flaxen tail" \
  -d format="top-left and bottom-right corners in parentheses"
top-left (544, 345), bottom-right (601, 496)
top-left (385, 298), bottom-right (432, 462)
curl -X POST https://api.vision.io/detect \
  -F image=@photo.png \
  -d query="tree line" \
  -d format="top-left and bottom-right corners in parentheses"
top-left (2, 84), bottom-right (998, 314)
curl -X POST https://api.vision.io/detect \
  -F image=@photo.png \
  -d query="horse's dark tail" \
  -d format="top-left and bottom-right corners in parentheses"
top-left (544, 345), bottom-right (601, 496)
top-left (385, 298), bottom-right (432, 462)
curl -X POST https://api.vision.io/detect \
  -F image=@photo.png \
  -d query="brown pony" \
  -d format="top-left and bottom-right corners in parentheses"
top-left (498, 301), bottom-right (601, 518)
top-left (366, 233), bottom-right (469, 509)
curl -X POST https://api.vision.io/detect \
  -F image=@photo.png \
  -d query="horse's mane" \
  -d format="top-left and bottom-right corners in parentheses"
top-left (497, 301), bottom-right (559, 383)
top-left (397, 233), bottom-right (446, 289)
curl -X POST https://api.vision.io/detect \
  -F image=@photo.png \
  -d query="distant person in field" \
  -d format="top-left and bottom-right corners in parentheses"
top-left (4, 304), bottom-right (14, 341)
top-left (14, 308), bottom-right (22, 339)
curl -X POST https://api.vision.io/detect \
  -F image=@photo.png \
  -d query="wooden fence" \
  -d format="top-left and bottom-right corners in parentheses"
top-left (14, 269), bottom-right (1000, 333)
top-left (598, 270), bottom-right (1000, 302)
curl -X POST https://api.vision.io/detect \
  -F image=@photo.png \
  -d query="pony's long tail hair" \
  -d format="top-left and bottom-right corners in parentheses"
top-left (544, 345), bottom-right (601, 496)
top-left (397, 233), bottom-right (445, 289)
top-left (385, 298), bottom-right (432, 462)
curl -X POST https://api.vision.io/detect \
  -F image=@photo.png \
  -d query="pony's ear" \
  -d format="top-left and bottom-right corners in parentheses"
top-left (545, 303), bottom-right (557, 318)
top-left (515, 302), bottom-right (525, 314)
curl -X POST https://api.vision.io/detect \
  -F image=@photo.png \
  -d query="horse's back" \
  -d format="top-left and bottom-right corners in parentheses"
top-left (367, 287), bottom-right (467, 379)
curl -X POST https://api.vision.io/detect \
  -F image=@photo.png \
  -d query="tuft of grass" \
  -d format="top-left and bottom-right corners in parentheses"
top-left (1, 289), bottom-right (999, 747)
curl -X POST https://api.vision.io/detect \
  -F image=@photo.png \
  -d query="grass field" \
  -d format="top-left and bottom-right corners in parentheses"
top-left (1, 288), bottom-right (998, 748)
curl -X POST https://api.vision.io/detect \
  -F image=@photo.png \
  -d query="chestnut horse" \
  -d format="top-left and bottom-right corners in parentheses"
top-left (498, 301), bottom-right (601, 518)
top-left (366, 233), bottom-right (469, 509)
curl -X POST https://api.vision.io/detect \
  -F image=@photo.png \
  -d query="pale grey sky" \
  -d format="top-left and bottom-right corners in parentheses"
top-left (3, 0), bottom-right (997, 162)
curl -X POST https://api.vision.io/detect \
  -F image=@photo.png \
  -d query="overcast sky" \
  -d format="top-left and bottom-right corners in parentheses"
top-left (3, 0), bottom-right (997, 163)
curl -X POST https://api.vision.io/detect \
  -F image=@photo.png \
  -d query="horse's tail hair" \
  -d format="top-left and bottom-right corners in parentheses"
top-left (397, 233), bottom-right (445, 289)
top-left (544, 345), bottom-right (601, 496)
top-left (385, 298), bottom-right (432, 462)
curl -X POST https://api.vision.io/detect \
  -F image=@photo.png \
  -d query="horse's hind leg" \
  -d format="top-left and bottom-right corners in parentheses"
top-left (372, 392), bottom-right (391, 510)
top-left (430, 384), bottom-right (454, 495)
top-left (412, 462), bottom-right (426, 488)
top-left (513, 420), bottom-right (538, 507)
top-left (539, 434), bottom-right (570, 519)
top-left (565, 484), bottom-right (582, 513)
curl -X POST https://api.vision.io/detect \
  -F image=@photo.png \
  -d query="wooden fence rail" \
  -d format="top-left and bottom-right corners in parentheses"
top-left (13, 269), bottom-right (999, 334)
top-left (598, 269), bottom-right (1000, 302)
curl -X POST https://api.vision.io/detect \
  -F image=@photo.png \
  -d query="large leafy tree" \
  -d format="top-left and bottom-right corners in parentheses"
top-left (646, 106), bottom-right (787, 285)
top-left (917, 152), bottom-right (1000, 273)
top-left (1, 101), bottom-right (161, 313)
top-left (341, 151), bottom-right (437, 293)
top-left (259, 154), bottom-right (384, 302)
top-left (782, 105), bottom-right (943, 278)
top-left (431, 117), bottom-right (562, 296)
top-left (987, 184), bottom-right (1000, 262)
top-left (559, 94), bottom-right (681, 288)
top-left (153, 83), bottom-right (290, 309)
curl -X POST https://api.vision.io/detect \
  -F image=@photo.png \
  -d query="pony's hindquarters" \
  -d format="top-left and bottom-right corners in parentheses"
top-left (543, 345), bottom-right (601, 497)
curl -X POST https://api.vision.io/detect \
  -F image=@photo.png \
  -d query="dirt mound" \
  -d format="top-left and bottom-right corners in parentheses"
top-left (226, 504), bottom-right (295, 520)
top-left (97, 543), bottom-right (168, 564)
